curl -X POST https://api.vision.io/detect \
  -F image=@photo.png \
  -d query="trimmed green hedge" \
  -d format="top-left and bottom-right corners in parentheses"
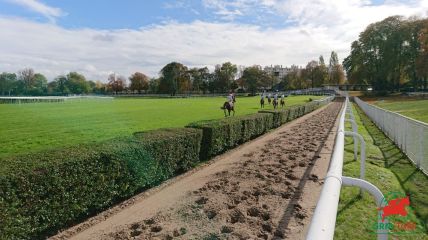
top-left (0, 128), bottom-right (202, 239)
top-left (133, 128), bottom-right (202, 173)
top-left (258, 109), bottom-right (290, 127)
top-left (187, 113), bottom-right (274, 160)
top-left (187, 118), bottom-right (244, 160)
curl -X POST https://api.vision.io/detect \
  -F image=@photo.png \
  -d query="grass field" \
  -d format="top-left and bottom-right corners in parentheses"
top-left (371, 98), bottom-right (428, 123)
top-left (0, 95), bottom-right (322, 158)
top-left (335, 103), bottom-right (428, 240)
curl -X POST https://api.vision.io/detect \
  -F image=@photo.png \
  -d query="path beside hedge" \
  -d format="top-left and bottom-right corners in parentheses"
top-left (53, 102), bottom-right (342, 240)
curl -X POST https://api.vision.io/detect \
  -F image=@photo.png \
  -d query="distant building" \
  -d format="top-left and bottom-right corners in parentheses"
top-left (263, 65), bottom-right (292, 81)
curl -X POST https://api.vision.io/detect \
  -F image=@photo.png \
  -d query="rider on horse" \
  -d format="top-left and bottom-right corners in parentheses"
top-left (273, 91), bottom-right (279, 109)
top-left (280, 94), bottom-right (285, 108)
top-left (260, 92), bottom-right (265, 108)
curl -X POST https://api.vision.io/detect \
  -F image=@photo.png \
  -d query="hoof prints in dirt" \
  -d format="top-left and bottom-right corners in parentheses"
top-left (103, 103), bottom-right (341, 239)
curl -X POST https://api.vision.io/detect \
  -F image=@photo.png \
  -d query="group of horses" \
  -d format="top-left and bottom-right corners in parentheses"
top-left (221, 94), bottom-right (286, 117)
top-left (260, 96), bottom-right (285, 109)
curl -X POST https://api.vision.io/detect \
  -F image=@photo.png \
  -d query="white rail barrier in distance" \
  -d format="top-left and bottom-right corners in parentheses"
top-left (354, 97), bottom-right (428, 175)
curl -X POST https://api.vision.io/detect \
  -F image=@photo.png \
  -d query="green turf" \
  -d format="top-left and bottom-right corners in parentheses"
top-left (374, 99), bottom-right (428, 123)
top-left (0, 95), bottom-right (322, 158)
top-left (335, 103), bottom-right (428, 240)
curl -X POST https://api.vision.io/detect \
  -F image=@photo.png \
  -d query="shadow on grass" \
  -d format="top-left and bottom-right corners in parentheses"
top-left (337, 194), bottom-right (363, 215)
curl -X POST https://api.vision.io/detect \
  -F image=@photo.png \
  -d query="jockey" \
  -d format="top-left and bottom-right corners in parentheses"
top-left (227, 91), bottom-right (234, 107)
top-left (267, 93), bottom-right (271, 99)
top-left (274, 92), bottom-right (278, 101)
top-left (281, 94), bottom-right (285, 100)
top-left (260, 92), bottom-right (265, 100)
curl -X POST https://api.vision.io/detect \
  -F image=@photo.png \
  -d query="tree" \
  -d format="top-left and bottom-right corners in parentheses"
top-left (66, 72), bottom-right (90, 94)
top-left (343, 16), bottom-right (428, 92)
top-left (53, 75), bottom-right (69, 95)
top-left (213, 62), bottom-right (237, 92)
top-left (18, 68), bottom-right (35, 94)
top-left (305, 60), bottom-right (318, 88)
top-left (416, 19), bottom-right (428, 89)
top-left (107, 73), bottom-right (125, 94)
top-left (241, 66), bottom-right (263, 94)
top-left (30, 73), bottom-right (48, 95)
top-left (0, 72), bottom-right (17, 96)
top-left (159, 62), bottom-right (188, 95)
top-left (317, 55), bottom-right (329, 85)
top-left (148, 78), bottom-right (160, 93)
top-left (281, 65), bottom-right (304, 90)
top-left (189, 67), bottom-right (210, 93)
top-left (93, 80), bottom-right (107, 94)
top-left (129, 72), bottom-right (149, 94)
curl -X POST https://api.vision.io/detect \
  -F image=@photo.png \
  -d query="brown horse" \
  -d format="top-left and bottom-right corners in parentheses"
top-left (221, 101), bottom-right (235, 116)
top-left (260, 98), bottom-right (265, 108)
top-left (280, 99), bottom-right (285, 108)
top-left (273, 99), bottom-right (278, 109)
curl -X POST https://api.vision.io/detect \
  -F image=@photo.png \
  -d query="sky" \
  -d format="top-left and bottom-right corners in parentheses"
top-left (0, 0), bottom-right (427, 81)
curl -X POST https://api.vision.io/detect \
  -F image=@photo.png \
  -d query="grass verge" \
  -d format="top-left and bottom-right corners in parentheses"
top-left (334, 103), bottom-right (428, 240)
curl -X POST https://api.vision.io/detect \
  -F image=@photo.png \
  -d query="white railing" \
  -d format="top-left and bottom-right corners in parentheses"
top-left (355, 97), bottom-right (428, 175)
top-left (307, 97), bottom-right (387, 240)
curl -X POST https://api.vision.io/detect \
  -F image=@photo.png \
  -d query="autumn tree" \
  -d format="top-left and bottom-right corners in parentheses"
top-left (107, 73), bottom-right (125, 94)
top-left (129, 72), bottom-right (149, 94)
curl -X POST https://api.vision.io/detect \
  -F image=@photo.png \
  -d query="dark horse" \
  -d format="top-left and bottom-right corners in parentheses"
top-left (267, 96), bottom-right (272, 105)
top-left (280, 99), bottom-right (285, 108)
top-left (273, 98), bottom-right (278, 109)
top-left (260, 98), bottom-right (265, 108)
top-left (221, 97), bottom-right (236, 117)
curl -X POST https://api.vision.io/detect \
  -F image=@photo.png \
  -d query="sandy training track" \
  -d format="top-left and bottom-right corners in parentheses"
top-left (52, 102), bottom-right (342, 240)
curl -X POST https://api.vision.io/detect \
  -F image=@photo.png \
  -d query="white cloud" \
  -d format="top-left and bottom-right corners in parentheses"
top-left (0, 0), bottom-right (426, 82)
top-left (7, 0), bottom-right (65, 22)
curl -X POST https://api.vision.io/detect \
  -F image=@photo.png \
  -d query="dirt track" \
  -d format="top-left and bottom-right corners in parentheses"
top-left (52, 102), bottom-right (342, 240)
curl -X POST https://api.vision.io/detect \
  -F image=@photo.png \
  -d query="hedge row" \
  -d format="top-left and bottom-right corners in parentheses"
top-left (0, 97), bottom-right (333, 239)
top-left (0, 128), bottom-right (202, 239)
top-left (187, 113), bottom-right (274, 160)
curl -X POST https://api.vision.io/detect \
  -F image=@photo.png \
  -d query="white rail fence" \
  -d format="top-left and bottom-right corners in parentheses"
top-left (307, 97), bottom-right (387, 240)
top-left (355, 97), bottom-right (428, 175)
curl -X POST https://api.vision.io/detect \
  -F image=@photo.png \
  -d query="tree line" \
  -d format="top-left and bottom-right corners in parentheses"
top-left (343, 16), bottom-right (428, 92)
top-left (0, 54), bottom-right (345, 96)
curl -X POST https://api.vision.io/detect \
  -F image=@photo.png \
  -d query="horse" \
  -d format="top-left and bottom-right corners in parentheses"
top-left (221, 101), bottom-right (235, 117)
top-left (273, 99), bottom-right (278, 109)
top-left (280, 99), bottom-right (285, 108)
top-left (267, 97), bottom-right (272, 105)
top-left (260, 98), bottom-right (265, 108)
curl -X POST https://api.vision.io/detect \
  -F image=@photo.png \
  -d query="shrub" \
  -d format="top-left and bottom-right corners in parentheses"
top-left (187, 113), bottom-right (274, 160)
top-left (0, 128), bottom-right (202, 240)
top-left (133, 128), bottom-right (202, 173)
top-left (258, 109), bottom-right (290, 127)
top-left (187, 118), bottom-right (243, 160)
top-left (287, 107), bottom-right (299, 121)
